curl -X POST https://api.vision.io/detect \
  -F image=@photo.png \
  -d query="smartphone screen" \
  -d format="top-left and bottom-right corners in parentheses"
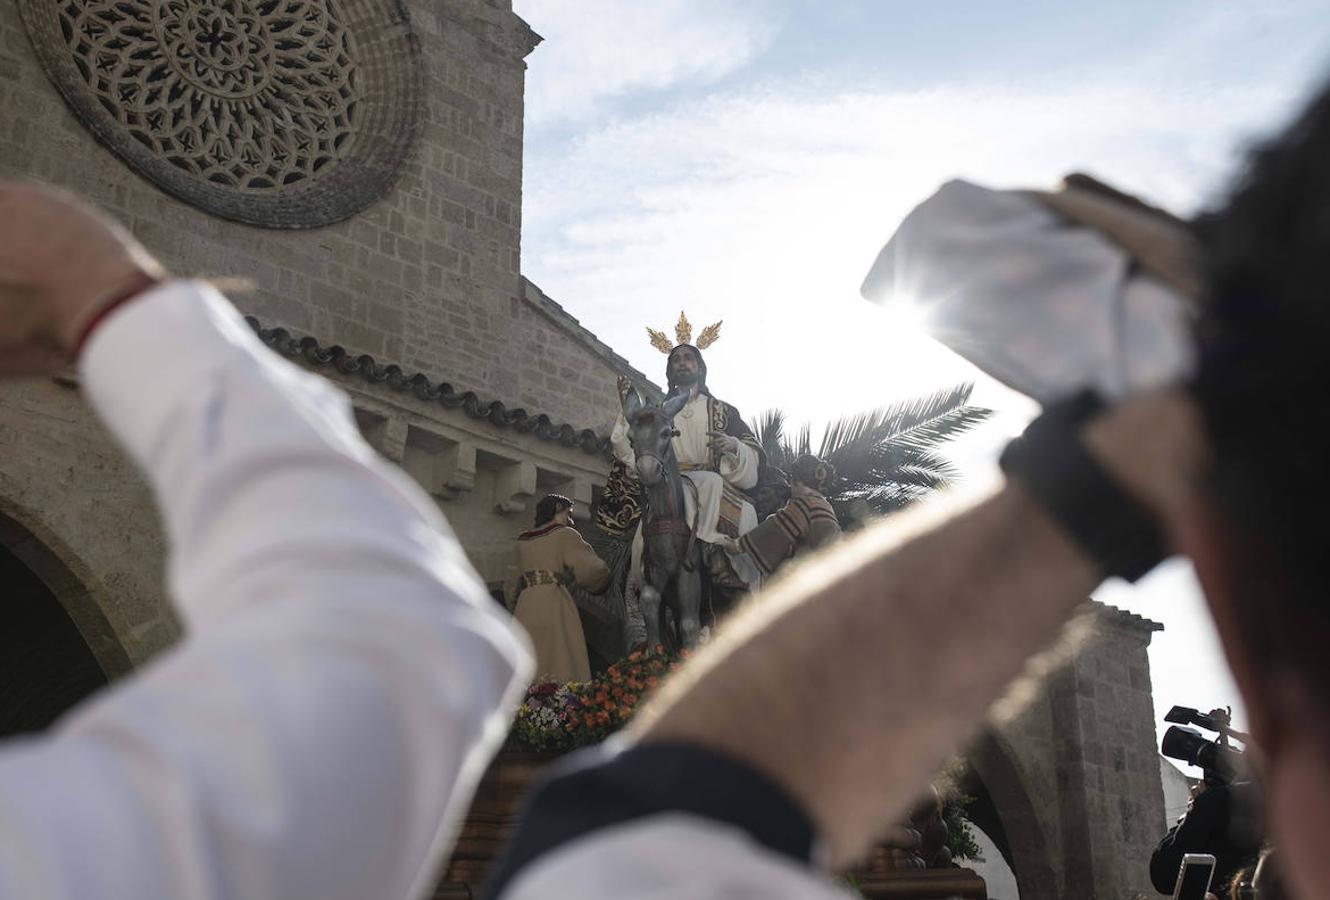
top-left (1174, 853), bottom-right (1217, 900)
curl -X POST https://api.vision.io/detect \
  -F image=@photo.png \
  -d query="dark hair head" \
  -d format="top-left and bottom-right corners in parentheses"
top-left (666, 344), bottom-right (708, 393)
top-left (1194, 79), bottom-right (1330, 713)
top-left (534, 494), bottom-right (572, 528)
top-left (791, 454), bottom-right (835, 493)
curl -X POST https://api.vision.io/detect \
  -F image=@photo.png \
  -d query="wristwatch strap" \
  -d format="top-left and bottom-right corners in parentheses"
top-left (1000, 391), bottom-right (1167, 582)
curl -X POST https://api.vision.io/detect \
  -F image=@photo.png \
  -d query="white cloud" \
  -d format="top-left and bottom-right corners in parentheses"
top-left (514, 0), bottom-right (782, 126)
top-left (521, 77), bottom-right (1292, 434)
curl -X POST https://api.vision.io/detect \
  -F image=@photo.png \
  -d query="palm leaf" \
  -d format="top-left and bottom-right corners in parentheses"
top-left (752, 409), bottom-right (789, 469)
top-left (761, 383), bottom-right (994, 527)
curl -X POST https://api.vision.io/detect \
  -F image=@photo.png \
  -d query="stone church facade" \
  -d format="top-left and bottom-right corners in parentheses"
top-left (0, 2), bottom-right (1165, 896)
top-left (0, 0), bottom-right (650, 675)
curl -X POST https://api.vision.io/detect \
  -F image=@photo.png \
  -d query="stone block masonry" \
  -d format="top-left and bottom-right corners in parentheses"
top-left (0, 0), bottom-right (632, 430)
top-left (0, 0), bottom-right (657, 671)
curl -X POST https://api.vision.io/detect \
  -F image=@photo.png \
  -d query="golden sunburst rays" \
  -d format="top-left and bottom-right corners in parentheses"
top-left (675, 312), bottom-right (692, 346)
top-left (646, 311), bottom-right (723, 354)
top-left (646, 327), bottom-right (674, 354)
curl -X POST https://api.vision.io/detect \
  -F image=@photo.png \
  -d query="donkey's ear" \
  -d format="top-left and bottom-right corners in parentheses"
top-left (661, 390), bottom-right (689, 422)
top-left (622, 385), bottom-right (645, 420)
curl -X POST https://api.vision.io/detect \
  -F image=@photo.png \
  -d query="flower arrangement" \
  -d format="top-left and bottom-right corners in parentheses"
top-left (507, 648), bottom-right (685, 754)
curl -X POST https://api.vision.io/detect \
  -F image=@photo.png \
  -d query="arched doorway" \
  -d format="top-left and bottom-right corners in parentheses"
top-left (963, 732), bottom-right (1060, 900)
top-left (0, 512), bottom-right (115, 737)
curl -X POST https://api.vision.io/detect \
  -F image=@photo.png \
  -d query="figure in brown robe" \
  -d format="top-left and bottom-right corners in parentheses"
top-left (738, 455), bottom-right (842, 577)
top-left (505, 494), bottom-right (610, 683)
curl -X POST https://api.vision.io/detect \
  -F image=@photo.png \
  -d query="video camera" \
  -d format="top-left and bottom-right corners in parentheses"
top-left (1161, 705), bottom-right (1248, 786)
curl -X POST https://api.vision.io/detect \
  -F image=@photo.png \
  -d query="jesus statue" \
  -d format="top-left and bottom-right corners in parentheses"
top-left (599, 314), bottom-right (785, 644)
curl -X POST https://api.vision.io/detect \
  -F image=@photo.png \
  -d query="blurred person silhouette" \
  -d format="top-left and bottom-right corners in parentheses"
top-left (0, 181), bottom-right (531, 900)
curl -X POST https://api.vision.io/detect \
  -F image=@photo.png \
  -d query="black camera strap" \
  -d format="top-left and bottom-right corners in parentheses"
top-left (999, 391), bottom-right (1167, 582)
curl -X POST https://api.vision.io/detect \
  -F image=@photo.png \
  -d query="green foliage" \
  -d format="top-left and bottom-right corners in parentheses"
top-left (941, 793), bottom-right (982, 862)
top-left (834, 873), bottom-right (864, 896)
top-left (753, 383), bottom-right (995, 527)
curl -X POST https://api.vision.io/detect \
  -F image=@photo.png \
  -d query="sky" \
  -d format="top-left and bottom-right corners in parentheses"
top-left (510, 0), bottom-right (1330, 774)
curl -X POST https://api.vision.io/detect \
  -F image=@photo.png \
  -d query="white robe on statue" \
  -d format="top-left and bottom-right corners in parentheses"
top-left (611, 393), bottom-right (760, 544)
top-left (611, 394), bottom-right (762, 616)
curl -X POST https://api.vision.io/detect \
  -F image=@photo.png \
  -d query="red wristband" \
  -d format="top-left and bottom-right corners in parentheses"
top-left (73, 271), bottom-right (165, 359)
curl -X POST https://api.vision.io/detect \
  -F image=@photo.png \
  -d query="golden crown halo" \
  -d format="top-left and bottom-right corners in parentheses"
top-left (646, 311), bottom-right (723, 354)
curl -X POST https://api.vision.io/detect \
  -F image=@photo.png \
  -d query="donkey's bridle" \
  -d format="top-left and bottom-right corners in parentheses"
top-left (636, 449), bottom-right (698, 552)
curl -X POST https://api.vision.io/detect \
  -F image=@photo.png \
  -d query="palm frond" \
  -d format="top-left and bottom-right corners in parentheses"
top-left (752, 409), bottom-right (789, 469)
top-left (760, 383), bottom-right (995, 527)
top-left (817, 383), bottom-right (989, 458)
top-left (791, 423), bottom-right (812, 459)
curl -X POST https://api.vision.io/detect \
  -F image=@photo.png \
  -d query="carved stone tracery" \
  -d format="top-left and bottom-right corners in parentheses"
top-left (20, 0), bottom-right (422, 227)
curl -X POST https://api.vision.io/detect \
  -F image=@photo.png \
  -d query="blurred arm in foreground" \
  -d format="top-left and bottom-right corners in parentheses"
top-left (490, 384), bottom-right (1203, 898)
top-left (0, 182), bottom-right (532, 900)
top-left (495, 79), bottom-right (1330, 900)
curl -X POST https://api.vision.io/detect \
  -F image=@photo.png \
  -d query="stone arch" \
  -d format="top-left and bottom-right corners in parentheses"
top-left (0, 500), bottom-right (133, 687)
top-left (965, 731), bottom-right (1060, 900)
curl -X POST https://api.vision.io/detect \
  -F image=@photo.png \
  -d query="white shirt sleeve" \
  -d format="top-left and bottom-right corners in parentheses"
top-left (0, 282), bottom-right (532, 900)
top-left (718, 438), bottom-right (759, 490)
top-left (503, 816), bottom-right (846, 900)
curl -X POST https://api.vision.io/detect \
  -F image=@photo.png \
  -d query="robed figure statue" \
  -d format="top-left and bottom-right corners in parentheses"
top-left (506, 494), bottom-right (610, 682)
top-left (597, 314), bottom-right (787, 647)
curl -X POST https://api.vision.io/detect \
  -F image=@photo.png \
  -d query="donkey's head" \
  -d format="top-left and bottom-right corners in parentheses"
top-left (621, 388), bottom-right (689, 487)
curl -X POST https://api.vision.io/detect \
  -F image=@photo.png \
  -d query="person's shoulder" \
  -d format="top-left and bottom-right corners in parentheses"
top-left (519, 523), bottom-right (566, 541)
top-left (708, 396), bottom-right (750, 425)
top-left (716, 397), bottom-right (744, 416)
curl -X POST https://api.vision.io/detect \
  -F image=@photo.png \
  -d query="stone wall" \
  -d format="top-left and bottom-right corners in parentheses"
top-left (0, 0), bottom-right (653, 671)
top-left (0, 0), bottom-right (637, 431)
top-left (980, 603), bottom-right (1168, 900)
top-left (0, 377), bottom-right (171, 665)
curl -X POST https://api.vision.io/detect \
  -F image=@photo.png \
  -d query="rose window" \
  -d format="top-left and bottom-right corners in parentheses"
top-left (19, 0), bottom-right (423, 227)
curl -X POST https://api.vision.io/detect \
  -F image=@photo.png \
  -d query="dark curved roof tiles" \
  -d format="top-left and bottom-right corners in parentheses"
top-left (1091, 600), bottom-right (1163, 633)
top-left (246, 317), bottom-right (613, 458)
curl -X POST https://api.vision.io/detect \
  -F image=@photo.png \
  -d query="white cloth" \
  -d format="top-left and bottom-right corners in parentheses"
top-left (0, 282), bottom-right (532, 900)
top-left (860, 179), bottom-right (1195, 404)
top-left (502, 815), bottom-right (844, 900)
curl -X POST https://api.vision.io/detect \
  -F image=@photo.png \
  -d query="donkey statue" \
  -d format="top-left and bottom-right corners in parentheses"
top-left (620, 387), bottom-right (704, 654)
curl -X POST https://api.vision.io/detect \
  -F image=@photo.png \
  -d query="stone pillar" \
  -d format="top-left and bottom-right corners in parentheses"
top-left (1046, 606), bottom-right (1166, 898)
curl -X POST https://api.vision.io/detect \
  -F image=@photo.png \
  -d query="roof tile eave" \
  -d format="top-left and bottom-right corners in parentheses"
top-left (245, 316), bottom-right (613, 459)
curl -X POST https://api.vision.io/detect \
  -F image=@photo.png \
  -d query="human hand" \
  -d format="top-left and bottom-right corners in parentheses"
top-left (0, 181), bottom-right (163, 375)
top-left (707, 431), bottom-right (739, 456)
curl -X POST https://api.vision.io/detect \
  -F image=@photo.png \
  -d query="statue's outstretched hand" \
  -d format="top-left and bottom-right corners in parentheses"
top-left (707, 431), bottom-right (740, 456)
top-left (0, 181), bottom-right (163, 376)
